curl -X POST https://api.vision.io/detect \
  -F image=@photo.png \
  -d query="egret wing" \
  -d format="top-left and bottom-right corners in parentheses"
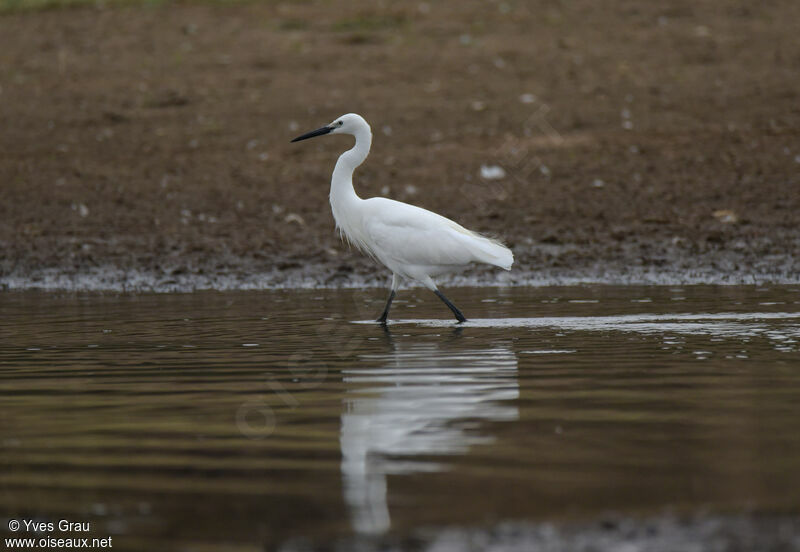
top-left (361, 198), bottom-right (480, 268)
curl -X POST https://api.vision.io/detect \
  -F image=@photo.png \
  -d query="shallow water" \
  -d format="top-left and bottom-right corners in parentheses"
top-left (2, 285), bottom-right (800, 551)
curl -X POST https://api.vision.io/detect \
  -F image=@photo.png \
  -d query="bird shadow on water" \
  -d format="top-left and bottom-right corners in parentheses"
top-left (339, 324), bottom-right (519, 535)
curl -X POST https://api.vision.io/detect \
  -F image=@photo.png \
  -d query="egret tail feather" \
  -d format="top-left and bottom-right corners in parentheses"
top-left (458, 232), bottom-right (514, 270)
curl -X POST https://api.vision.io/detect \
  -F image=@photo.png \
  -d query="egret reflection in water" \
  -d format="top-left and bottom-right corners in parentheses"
top-left (340, 334), bottom-right (519, 534)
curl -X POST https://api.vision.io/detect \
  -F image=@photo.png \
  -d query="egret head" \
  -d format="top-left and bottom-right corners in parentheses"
top-left (291, 113), bottom-right (368, 142)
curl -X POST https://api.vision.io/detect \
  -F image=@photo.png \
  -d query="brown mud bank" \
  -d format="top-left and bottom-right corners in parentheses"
top-left (1, 1), bottom-right (798, 290)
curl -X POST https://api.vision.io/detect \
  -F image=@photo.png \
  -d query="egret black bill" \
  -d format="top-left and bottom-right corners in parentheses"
top-left (291, 125), bottom-right (333, 142)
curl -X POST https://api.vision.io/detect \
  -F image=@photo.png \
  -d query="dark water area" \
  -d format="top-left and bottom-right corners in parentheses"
top-left (2, 286), bottom-right (800, 551)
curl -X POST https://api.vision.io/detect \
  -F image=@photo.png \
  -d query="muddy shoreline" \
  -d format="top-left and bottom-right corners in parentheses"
top-left (1, 257), bottom-right (799, 292)
top-left (1, 0), bottom-right (798, 291)
top-left (279, 513), bottom-right (800, 552)
top-left (2, 233), bottom-right (798, 291)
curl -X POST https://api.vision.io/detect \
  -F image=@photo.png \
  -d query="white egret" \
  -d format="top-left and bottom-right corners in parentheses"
top-left (291, 113), bottom-right (513, 323)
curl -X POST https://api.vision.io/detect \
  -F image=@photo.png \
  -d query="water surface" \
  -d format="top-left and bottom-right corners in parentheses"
top-left (2, 286), bottom-right (800, 550)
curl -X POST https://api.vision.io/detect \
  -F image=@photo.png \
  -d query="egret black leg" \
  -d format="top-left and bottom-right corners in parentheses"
top-left (376, 289), bottom-right (396, 324)
top-left (434, 289), bottom-right (467, 323)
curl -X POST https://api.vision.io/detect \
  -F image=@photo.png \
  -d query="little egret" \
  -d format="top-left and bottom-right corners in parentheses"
top-left (291, 113), bottom-right (513, 323)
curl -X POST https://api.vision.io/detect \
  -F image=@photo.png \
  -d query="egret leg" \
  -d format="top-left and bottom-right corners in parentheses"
top-left (376, 290), bottom-right (395, 324)
top-left (376, 274), bottom-right (399, 324)
top-left (434, 289), bottom-right (467, 323)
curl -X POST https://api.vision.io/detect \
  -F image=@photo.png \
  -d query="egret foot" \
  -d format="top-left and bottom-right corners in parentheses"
top-left (434, 290), bottom-right (467, 323)
top-left (376, 289), bottom-right (396, 324)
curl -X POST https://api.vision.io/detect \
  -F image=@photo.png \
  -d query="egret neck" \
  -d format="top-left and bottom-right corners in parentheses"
top-left (329, 121), bottom-right (372, 228)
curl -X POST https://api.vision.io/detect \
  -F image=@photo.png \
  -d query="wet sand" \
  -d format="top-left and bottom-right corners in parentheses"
top-left (1, 0), bottom-right (799, 290)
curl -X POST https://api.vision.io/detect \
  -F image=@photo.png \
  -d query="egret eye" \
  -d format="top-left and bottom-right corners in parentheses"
top-left (338, 121), bottom-right (343, 126)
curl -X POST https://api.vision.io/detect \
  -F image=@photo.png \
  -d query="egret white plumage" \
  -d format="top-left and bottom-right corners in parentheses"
top-left (291, 113), bottom-right (513, 323)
